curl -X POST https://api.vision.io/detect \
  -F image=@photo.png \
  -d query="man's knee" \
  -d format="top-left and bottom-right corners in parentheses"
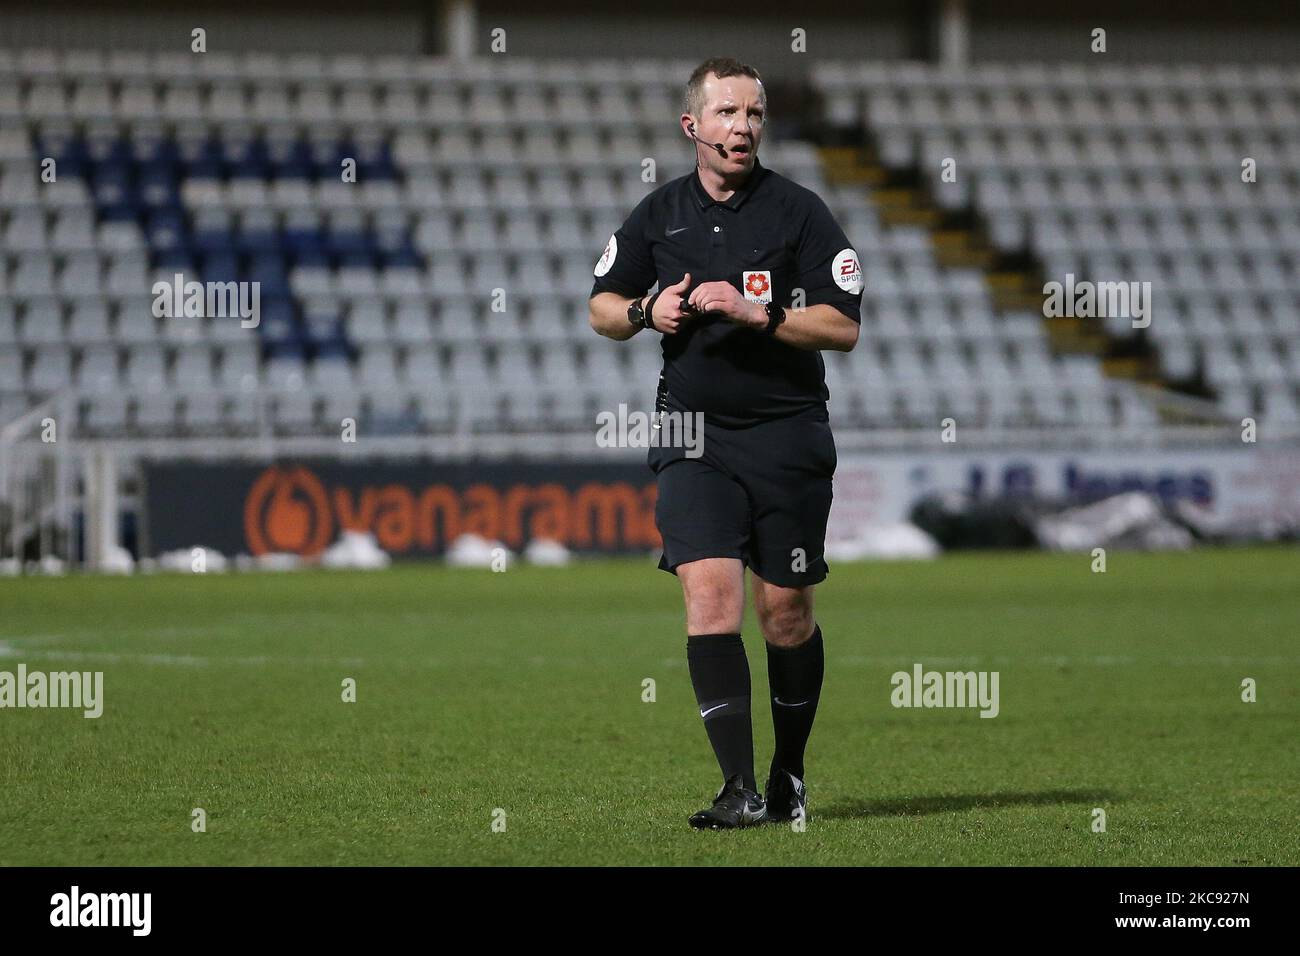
top-left (753, 581), bottom-right (816, 647)
top-left (678, 558), bottom-right (745, 634)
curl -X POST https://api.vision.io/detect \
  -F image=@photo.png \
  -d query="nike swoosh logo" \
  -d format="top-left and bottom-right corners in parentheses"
top-left (773, 697), bottom-right (810, 707)
top-left (666, 226), bottom-right (690, 236)
top-left (699, 703), bottom-right (728, 718)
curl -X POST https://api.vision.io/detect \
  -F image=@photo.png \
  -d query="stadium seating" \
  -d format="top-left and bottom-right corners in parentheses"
top-left (812, 60), bottom-right (1300, 427)
top-left (1, 50), bottom-right (1297, 437)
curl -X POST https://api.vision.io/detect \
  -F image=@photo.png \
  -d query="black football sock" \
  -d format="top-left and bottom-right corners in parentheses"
top-left (766, 622), bottom-right (824, 781)
top-left (686, 632), bottom-right (756, 792)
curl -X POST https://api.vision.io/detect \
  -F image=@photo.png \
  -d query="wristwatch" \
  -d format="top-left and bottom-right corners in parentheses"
top-left (762, 302), bottom-right (786, 336)
top-left (627, 295), bottom-right (653, 330)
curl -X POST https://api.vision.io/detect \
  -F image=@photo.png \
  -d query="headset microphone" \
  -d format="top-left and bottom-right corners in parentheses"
top-left (687, 123), bottom-right (727, 157)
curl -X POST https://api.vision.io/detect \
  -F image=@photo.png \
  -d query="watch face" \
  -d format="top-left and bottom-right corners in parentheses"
top-left (765, 304), bottom-right (784, 333)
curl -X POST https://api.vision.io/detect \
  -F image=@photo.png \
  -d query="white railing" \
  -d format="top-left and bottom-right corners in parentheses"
top-left (3, 389), bottom-right (1296, 572)
top-left (0, 394), bottom-right (77, 569)
top-left (23, 422), bottom-right (1293, 463)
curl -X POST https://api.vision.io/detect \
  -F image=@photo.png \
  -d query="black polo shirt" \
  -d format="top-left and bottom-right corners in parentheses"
top-left (590, 156), bottom-right (863, 428)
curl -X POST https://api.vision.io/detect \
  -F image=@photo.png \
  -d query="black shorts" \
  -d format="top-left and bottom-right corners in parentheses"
top-left (647, 408), bottom-right (837, 588)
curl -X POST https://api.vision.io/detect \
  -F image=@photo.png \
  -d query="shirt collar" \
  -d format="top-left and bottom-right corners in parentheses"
top-left (691, 156), bottom-right (765, 211)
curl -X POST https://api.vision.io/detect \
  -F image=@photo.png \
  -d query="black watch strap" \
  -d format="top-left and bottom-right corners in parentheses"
top-left (642, 290), bottom-right (664, 330)
top-left (763, 302), bottom-right (786, 335)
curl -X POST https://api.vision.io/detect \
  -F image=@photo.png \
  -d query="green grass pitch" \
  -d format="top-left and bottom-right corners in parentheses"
top-left (1, 546), bottom-right (1296, 866)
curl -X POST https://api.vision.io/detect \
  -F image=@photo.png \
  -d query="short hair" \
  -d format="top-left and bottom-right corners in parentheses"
top-left (683, 57), bottom-right (763, 119)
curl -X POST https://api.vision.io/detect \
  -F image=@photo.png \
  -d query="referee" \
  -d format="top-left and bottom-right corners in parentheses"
top-left (589, 58), bottom-right (863, 828)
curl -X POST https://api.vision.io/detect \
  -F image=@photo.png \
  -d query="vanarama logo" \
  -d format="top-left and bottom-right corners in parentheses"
top-left (244, 466), bottom-right (334, 556)
top-left (242, 466), bottom-right (660, 556)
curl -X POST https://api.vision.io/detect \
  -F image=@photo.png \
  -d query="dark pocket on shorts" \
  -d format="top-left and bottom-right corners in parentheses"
top-left (815, 420), bottom-right (838, 476)
top-left (769, 415), bottom-right (836, 479)
top-left (647, 437), bottom-right (688, 475)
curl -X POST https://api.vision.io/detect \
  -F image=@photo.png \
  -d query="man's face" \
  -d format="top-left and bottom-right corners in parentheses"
top-left (686, 73), bottom-right (765, 176)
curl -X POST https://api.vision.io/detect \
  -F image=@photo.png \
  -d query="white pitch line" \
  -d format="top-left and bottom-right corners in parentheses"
top-left (2, 640), bottom-right (1294, 671)
top-left (835, 654), bottom-right (1300, 666)
top-left (659, 654), bottom-right (1300, 668)
top-left (0, 639), bottom-right (368, 668)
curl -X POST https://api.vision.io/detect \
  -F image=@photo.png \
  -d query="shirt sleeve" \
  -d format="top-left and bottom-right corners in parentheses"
top-left (794, 193), bottom-right (863, 323)
top-left (589, 194), bottom-right (657, 300)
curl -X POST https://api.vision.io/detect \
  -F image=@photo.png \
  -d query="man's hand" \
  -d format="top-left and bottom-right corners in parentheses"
top-left (687, 281), bottom-right (766, 329)
top-left (650, 273), bottom-right (695, 334)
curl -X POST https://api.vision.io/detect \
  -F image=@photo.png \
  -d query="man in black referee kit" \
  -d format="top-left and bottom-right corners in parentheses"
top-left (589, 58), bottom-right (863, 829)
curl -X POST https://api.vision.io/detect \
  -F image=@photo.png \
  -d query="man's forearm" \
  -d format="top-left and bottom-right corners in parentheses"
top-left (589, 292), bottom-right (641, 341)
top-left (768, 303), bottom-right (860, 351)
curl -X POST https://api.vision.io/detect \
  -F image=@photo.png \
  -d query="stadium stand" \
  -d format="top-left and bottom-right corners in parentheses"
top-left (1, 50), bottom-right (1298, 440)
top-left (813, 61), bottom-right (1300, 428)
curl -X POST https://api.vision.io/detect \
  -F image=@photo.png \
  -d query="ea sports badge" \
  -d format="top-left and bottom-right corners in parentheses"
top-left (742, 270), bottom-right (772, 304)
top-left (832, 248), bottom-right (863, 294)
top-left (594, 234), bottom-right (617, 277)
